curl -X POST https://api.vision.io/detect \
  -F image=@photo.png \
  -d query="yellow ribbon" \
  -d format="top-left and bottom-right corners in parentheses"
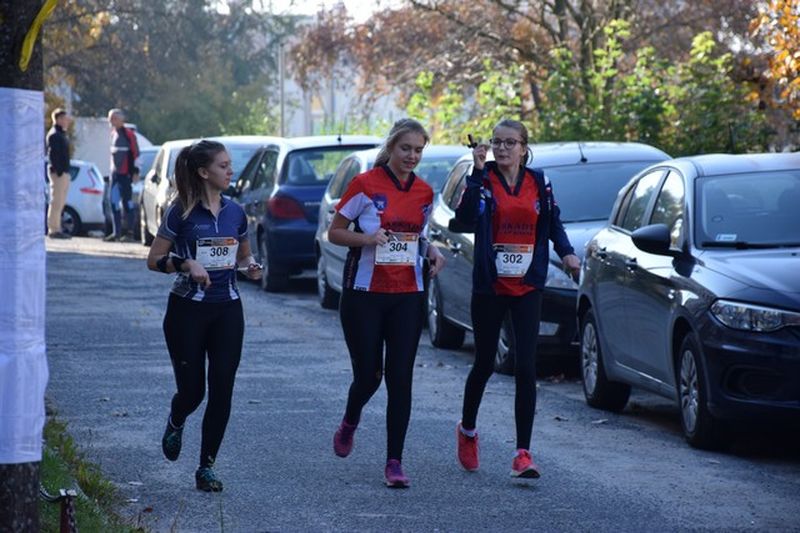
top-left (18, 0), bottom-right (59, 72)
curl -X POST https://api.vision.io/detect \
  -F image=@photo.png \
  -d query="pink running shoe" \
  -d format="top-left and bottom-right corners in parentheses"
top-left (511, 449), bottom-right (541, 479)
top-left (333, 419), bottom-right (357, 458)
top-left (384, 459), bottom-right (410, 488)
top-left (456, 422), bottom-right (479, 471)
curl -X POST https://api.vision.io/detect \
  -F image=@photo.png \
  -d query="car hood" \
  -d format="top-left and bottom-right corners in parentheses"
top-left (701, 248), bottom-right (800, 294)
top-left (550, 220), bottom-right (605, 264)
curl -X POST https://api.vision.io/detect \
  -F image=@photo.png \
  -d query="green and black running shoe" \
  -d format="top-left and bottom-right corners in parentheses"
top-left (161, 416), bottom-right (183, 461)
top-left (195, 466), bottom-right (223, 492)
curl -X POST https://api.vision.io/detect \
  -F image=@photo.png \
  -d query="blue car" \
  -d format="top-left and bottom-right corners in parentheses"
top-left (233, 135), bottom-right (381, 291)
top-left (578, 152), bottom-right (800, 449)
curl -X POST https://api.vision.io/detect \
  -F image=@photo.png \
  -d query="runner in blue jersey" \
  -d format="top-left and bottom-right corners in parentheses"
top-left (146, 140), bottom-right (262, 492)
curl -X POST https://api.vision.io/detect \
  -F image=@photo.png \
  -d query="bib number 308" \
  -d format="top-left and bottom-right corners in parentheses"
top-left (196, 237), bottom-right (239, 270)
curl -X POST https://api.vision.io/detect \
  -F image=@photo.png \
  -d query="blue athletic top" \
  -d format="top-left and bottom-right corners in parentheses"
top-left (157, 196), bottom-right (248, 303)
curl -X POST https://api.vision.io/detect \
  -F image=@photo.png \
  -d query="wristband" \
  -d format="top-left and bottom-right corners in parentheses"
top-left (156, 255), bottom-right (169, 273)
top-left (171, 256), bottom-right (186, 272)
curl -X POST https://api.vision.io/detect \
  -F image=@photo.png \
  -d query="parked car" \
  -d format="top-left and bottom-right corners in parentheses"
top-left (233, 135), bottom-right (381, 291)
top-left (51, 159), bottom-right (106, 236)
top-left (427, 142), bottom-right (671, 374)
top-left (577, 152), bottom-right (800, 449)
top-left (129, 145), bottom-right (160, 240)
top-left (315, 145), bottom-right (470, 309)
top-left (140, 136), bottom-right (278, 246)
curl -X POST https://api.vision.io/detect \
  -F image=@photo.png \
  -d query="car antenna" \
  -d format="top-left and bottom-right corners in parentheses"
top-left (578, 142), bottom-right (588, 163)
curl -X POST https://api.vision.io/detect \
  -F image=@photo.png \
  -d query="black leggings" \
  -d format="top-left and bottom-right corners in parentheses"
top-left (339, 289), bottom-right (426, 462)
top-left (461, 290), bottom-right (542, 450)
top-left (163, 293), bottom-right (244, 468)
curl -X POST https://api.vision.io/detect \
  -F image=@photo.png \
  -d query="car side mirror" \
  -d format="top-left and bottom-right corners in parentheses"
top-left (632, 224), bottom-right (680, 257)
top-left (151, 174), bottom-right (160, 184)
top-left (448, 218), bottom-right (474, 234)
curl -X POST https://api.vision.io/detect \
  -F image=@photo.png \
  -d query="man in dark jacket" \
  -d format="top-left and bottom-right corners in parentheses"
top-left (104, 108), bottom-right (140, 242)
top-left (45, 108), bottom-right (72, 239)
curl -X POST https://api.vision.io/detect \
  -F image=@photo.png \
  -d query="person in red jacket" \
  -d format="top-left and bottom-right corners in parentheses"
top-left (104, 108), bottom-right (139, 242)
top-left (454, 119), bottom-right (580, 479)
top-left (329, 118), bottom-right (446, 488)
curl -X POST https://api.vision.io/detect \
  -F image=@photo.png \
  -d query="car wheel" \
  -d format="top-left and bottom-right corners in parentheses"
top-left (61, 206), bottom-right (82, 236)
top-left (317, 253), bottom-right (339, 309)
top-left (580, 308), bottom-right (630, 412)
top-left (427, 277), bottom-right (465, 349)
top-left (677, 333), bottom-right (725, 450)
top-left (140, 204), bottom-right (154, 246)
top-left (259, 234), bottom-right (288, 292)
top-left (494, 315), bottom-right (515, 375)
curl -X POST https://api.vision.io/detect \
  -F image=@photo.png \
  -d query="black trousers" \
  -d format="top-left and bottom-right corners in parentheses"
top-left (163, 294), bottom-right (244, 467)
top-left (339, 289), bottom-right (426, 462)
top-left (462, 290), bottom-right (543, 450)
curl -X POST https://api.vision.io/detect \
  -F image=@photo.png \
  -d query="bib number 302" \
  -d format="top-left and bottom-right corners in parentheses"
top-left (494, 243), bottom-right (533, 277)
top-left (196, 237), bottom-right (239, 270)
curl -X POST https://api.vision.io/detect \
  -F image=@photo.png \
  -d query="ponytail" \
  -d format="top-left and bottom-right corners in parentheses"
top-left (174, 140), bottom-right (226, 219)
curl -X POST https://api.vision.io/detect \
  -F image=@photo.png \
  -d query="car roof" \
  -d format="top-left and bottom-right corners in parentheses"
top-left (348, 144), bottom-right (471, 162)
top-left (665, 152), bottom-right (800, 177)
top-left (452, 141), bottom-right (671, 168)
top-left (158, 135), bottom-right (381, 152)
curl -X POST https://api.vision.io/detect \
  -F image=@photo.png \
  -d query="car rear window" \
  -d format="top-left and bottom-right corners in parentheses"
top-left (544, 161), bottom-right (660, 223)
top-left (283, 146), bottom-right (375, 186)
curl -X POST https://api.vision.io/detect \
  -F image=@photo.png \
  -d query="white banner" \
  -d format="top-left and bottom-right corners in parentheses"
top-left (0, 86), bottom-right (48, 464)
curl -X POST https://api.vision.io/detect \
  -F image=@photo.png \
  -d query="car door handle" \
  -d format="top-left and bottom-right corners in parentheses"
top-left (625, 258), bottom-right (638, 270)
top-left (449, 242), bottom-right (462, 254)
top-left (595, 246), bottom-right (607, 259)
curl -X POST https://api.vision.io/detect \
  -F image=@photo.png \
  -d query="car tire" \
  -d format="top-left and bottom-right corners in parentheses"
top-left (494, 315), bottom-right (516, 375)
top-left (427, 277), bottom-right (465, 349)
top-left (61, 206), bottom-right (82, 236)
top-left (677, 333), bottom-right (725, 450)
top-left (317, 253), bottom-right (339, 309)
top-left (140, 204), bottom-right (154, 246)
top-left (259, 234), bottom-right (288, 292)
top-left (580, 308), bottom-right (631, 412)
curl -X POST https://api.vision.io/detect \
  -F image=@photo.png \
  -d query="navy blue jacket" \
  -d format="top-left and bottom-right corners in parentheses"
top-left (46, 124), bottom-right (70, 175)
top-left (454, 161), bottom-right (574, 294)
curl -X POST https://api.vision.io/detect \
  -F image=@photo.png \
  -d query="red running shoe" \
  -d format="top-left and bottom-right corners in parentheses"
top-left (384, 459), bottom-right (410, 488)
top-left (456, 422), bottom-right (479, 471)
top-left (511, 449), bottom-right (541, 479)
top-left (333, 419), bottom-right (357, 458)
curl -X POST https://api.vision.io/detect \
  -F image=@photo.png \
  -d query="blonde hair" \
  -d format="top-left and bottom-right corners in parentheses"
top-left (375, 118), bottom-right (430, 167)
top-left (174, 140), bottom-right (227, 219)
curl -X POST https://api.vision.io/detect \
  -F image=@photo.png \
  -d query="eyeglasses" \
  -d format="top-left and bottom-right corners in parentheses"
top-left (489, 138), bottom-right (524, 149)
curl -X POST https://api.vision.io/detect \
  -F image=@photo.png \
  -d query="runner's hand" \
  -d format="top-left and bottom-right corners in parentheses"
top-left (369, 228), bottom-right (391, 247)
top-left (244, 263), bottom-right (262, 281)
top-left (562, 254), bottom-right (580, 277)
top-left (472, 143), bottom-right (489, 170)
top-left (187, 260), bottom-right (211, 288)
top-left (428, 247), bottom-right (445, 277)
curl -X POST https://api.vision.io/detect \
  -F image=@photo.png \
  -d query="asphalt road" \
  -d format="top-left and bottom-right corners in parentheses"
top-left (44, 237), bottom-right (800, 532)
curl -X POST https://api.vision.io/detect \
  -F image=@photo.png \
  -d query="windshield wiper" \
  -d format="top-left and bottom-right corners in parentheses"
top-left (701, 241), bottom-right (800, 249)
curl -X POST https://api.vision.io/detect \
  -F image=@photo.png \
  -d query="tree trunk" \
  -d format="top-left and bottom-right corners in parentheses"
top-left (0, 1), bottom-right (46, 531)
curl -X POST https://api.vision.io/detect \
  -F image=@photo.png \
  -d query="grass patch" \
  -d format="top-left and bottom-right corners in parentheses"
top-left (40, 417), bottom-right (147, 532)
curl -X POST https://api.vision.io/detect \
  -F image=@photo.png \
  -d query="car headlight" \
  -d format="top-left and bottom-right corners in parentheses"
top-left (710, 300), bottom-right (800, 332)
top-left (545, 263), bottom-right (578, 290)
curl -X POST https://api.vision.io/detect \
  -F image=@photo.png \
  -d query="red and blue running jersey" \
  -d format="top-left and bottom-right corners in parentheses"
top-left (486, 167), bottom-right (540, 296)
top-left (336, 164), bottom-right (433, 293)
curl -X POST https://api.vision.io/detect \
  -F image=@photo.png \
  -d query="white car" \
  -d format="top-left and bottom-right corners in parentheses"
top-left (49, 159), bottom-right (106, 236)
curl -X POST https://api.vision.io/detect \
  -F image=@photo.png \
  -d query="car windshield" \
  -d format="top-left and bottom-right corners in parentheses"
top-left (696, 170), bottom-right (800, 248)
top-left (166, 143), bottom-right (259, 184)
top-left (415, 156), bottom-right (466, 192)
top-left (284, 146), bottom-right (375, 186)
top-left (137, 150), bottom-right (158, 177)
top-left (543, 161), bottom-right (658, 223)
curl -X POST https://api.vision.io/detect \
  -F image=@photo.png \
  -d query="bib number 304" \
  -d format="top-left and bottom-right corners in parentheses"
top-left (494, 243), bottom-right (533, 277)
top-left (375, 233), bottom-right (419, 265)
top-left (196, 237), bottom-right (239, 270)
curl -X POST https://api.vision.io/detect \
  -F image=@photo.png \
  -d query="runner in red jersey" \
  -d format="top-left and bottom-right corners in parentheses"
top-left (454, 120), bottom-right (580, 479)
top-left (329, 119), bottom-right (446, 488)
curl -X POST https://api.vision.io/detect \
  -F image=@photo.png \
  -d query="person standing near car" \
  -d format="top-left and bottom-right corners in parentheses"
top-left (329, 118), bottom-right (446, 488)
top-left (454, 119), bottom-right (580, 479)
top-left (45, 108), bottom-right (72, 239)
top-left (105, 108), bottom-right (139, 242)
top-left (146, 140), bottom-right (262, 492)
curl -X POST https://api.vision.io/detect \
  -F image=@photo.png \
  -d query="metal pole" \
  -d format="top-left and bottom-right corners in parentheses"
top-left (279, 41), bottom-right (285, 137)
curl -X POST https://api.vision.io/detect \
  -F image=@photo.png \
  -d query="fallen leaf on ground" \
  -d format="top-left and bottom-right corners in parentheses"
top-left (591, 418), bottom-right (609, 425)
